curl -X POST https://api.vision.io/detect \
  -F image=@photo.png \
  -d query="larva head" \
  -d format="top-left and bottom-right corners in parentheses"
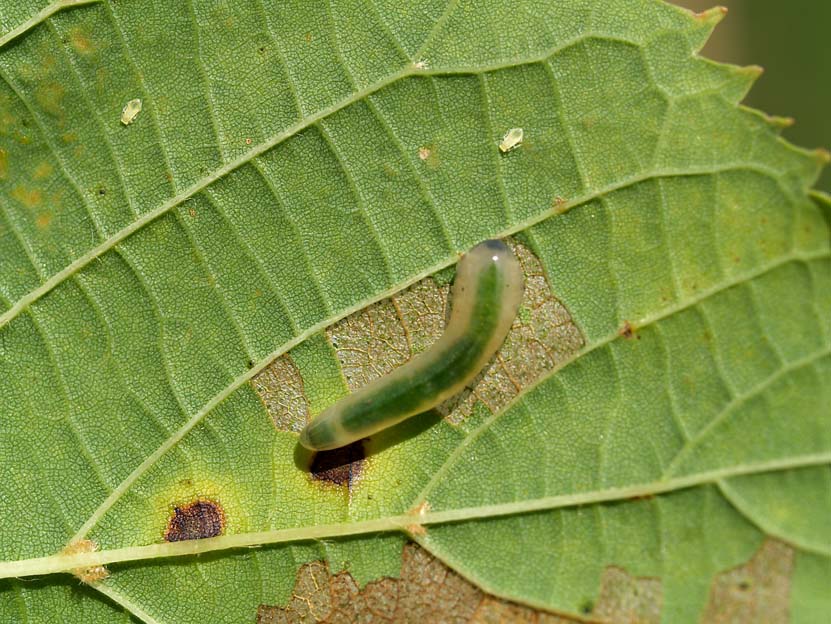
top-left (451, 239), bottom-right (523, 323)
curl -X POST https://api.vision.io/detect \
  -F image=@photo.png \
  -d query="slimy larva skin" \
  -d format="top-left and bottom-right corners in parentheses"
top-left (299, 239), bottom-right (523, 451)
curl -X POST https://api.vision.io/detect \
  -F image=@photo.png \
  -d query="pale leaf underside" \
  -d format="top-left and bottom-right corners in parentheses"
top-left (0, 1), bottom-right (828, 623)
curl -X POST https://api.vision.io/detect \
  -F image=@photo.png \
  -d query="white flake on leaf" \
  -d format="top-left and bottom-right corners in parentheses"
top-left (498, 127), bottom-right (523, 153)
top-left (120, 98), bottom-right (142, 125)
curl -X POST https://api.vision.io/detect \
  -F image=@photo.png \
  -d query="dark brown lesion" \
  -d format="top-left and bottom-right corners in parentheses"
top-left (308, 440), bottom-right (366, 488)
top-left (619, 320), bottom-right (639, 339)
top-left (164, 499), bottom-right (226, 542)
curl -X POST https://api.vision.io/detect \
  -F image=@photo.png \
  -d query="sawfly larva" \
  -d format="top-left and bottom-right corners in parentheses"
top-left (299, 239), bottom-right (523, 451)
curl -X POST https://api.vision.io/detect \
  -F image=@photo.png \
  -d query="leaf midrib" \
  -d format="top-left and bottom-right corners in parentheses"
top-left (1, 450), bottom-right (827, 580)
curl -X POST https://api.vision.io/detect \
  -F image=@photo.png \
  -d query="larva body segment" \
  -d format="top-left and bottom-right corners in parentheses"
top-left (299, 239), bottom-right (523, 451)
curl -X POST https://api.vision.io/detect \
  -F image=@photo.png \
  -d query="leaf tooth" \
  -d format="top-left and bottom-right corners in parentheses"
top-left (683, 5), bottom-right (729, 53)
top-left (761, 114), bottom-right (796, 133)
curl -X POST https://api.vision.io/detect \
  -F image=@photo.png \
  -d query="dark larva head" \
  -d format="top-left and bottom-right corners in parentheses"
top-left (479, 239), bottom-right (509, 253)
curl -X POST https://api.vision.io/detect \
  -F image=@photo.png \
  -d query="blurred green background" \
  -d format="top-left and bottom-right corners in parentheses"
top-left (672, 0), bottom-right (830, 191)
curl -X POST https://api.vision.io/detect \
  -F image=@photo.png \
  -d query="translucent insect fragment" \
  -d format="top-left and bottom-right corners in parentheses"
top-left (120, 98), bottom-right (142, 125)
top-left (499, 127), bottom-right (524, 152)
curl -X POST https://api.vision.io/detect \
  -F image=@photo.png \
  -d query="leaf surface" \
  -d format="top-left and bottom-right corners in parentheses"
top-left (0, 1), bottom-right (828, 622)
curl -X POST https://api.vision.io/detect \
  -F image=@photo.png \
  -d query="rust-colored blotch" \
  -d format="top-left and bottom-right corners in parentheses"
top-left (164, 499), bottom-right (225, 542)
top-left (309, 440), bottom-right (365, 487)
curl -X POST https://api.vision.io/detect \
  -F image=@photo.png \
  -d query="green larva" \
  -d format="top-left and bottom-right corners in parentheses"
top-left (299, 239), bottom-right (524, 451)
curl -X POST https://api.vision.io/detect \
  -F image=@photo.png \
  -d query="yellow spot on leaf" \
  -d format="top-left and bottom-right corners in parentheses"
top-left (69, 27), bottom-right (94, 55)
top-left (0, 148), bottom-right (7, 179)
top-left (35, 83), bottom-right (65, 117)
top-left (36, 213), bottom-right (52, 229)
top-left (12, 186), bottom-right (42, 208)
top-left (33, 161), bottom-right (53, 180)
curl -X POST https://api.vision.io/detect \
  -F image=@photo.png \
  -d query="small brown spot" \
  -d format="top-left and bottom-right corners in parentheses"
top-left (0, 148), bottom-right (7, 179)
top-left (409, 501), bottom-right (430, 517)
top-left (188, 207), bottom-right (197, 218)
top-left (97, 187), bottom-right (106, 196)
top-left (245, 137), bottom-right (252, 145)
top-left (406, 523), bottom-right (427, 536)
top-left (417, 146), bottom-right (430, 160)
top-left (164, 498), bottom-right (225, 542)
top-left (620, 320), bottom-right (638, 340)
top-left (309, 441), bottom-right (365, 488)
top-left (304, 32), bottom-right (312, 43)
top-left (62, 539), bottom-right (109, 584)
top-left (553, 196), bottom-right (568, 212)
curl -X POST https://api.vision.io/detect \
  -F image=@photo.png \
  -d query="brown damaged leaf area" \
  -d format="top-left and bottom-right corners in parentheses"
top-left (62, 539), bottom-right (109, 585)
top-left (252, 240), bottom-right (583, 433)
top-left (163, 499), bottom-right (226, 542)
top-left (702, 539), bottom-right (794, 623)
top-left (257, 540), bottom-right (795, 623)
top-left (308, 440), bottom-right (365, 488)
top-left (256, 543), bottom-right (577, 624)
top-left (253, 354), bottom-right (309, 433)
top-left (590, 566), bottom-right (662, 623)
top-left (330, 275), bottom-right (446, 391)
top-left (329, 239), bottom-right (584, 426)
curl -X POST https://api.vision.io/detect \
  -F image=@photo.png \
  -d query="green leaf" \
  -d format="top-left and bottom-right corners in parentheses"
top-left (0, 1), bottom-right (828, 622)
